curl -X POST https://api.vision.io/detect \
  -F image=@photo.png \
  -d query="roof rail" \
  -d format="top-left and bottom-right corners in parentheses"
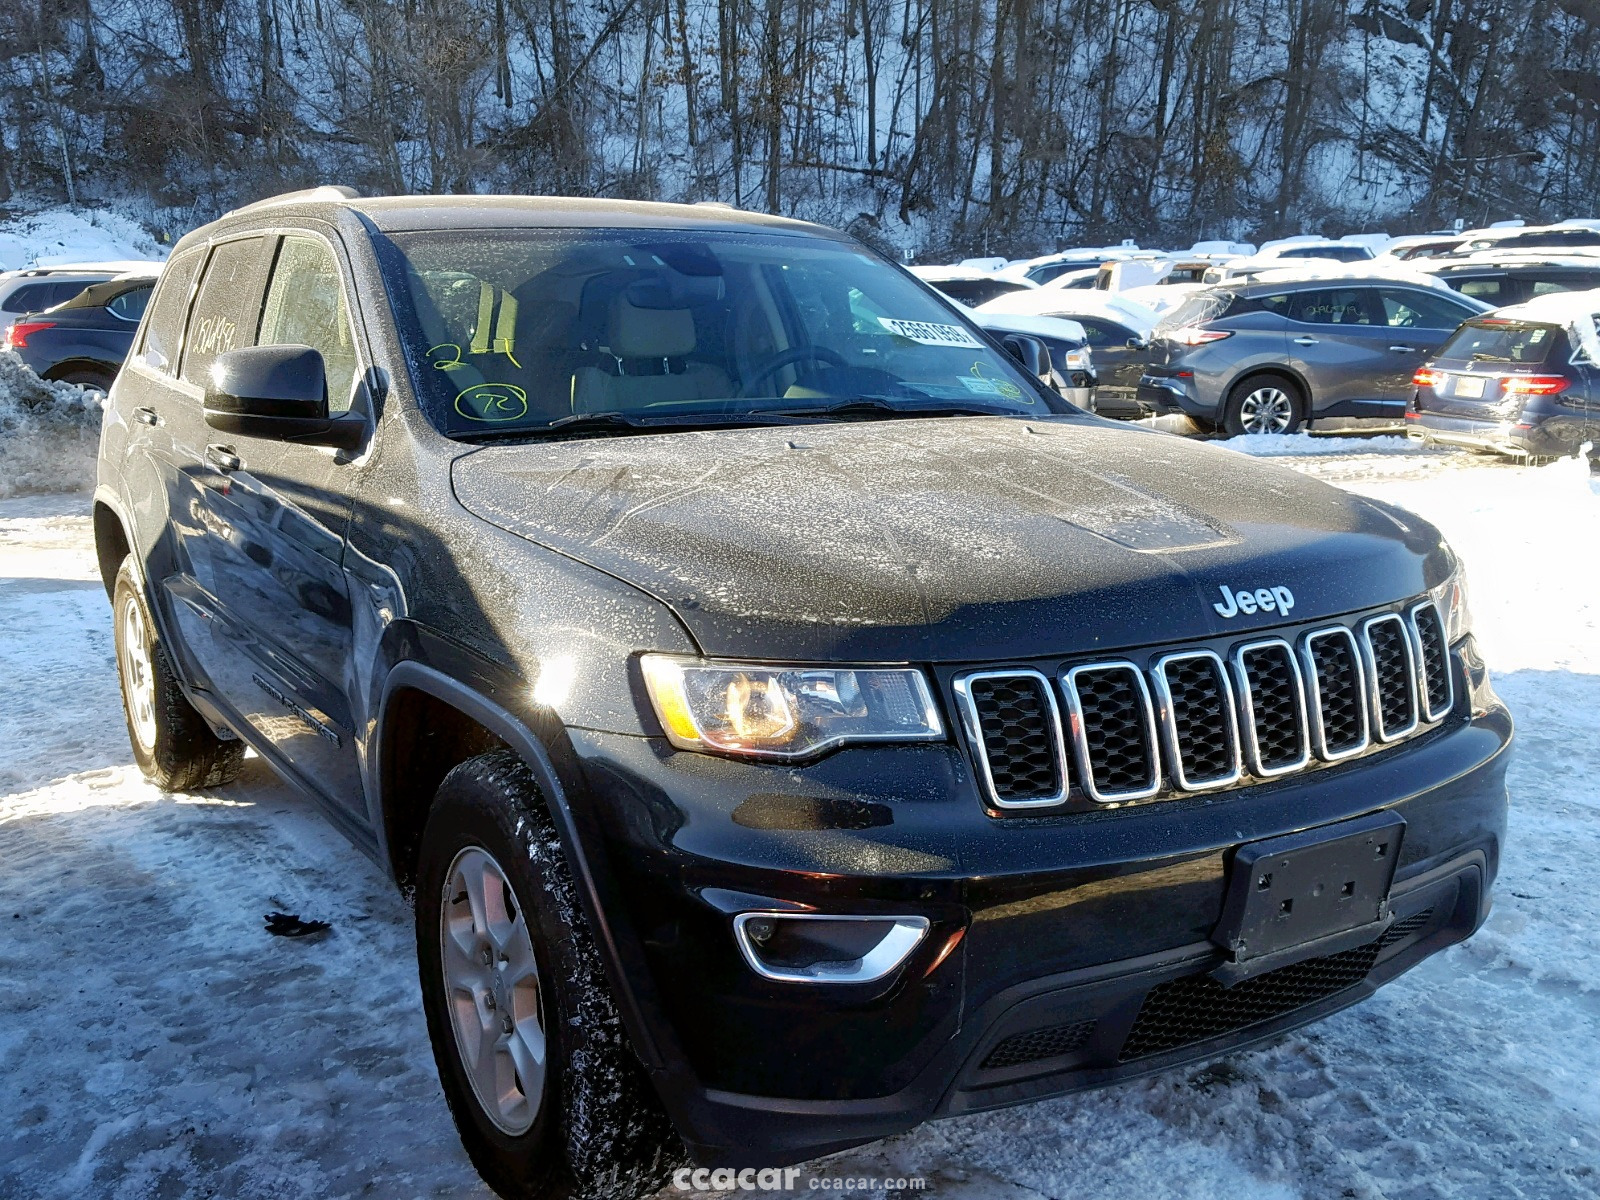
top-left (224, 185), bottom-right (360, 218)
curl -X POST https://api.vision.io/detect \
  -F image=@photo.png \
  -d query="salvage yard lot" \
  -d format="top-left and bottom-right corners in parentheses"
top-left (1, 439), bottom-right (1596, 1200)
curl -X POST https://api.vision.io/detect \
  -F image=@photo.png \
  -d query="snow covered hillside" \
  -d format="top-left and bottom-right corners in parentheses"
top-left (0, 207), bottom-right (164, 271)
top-left (0, 444), bottom-right (1596, 1199)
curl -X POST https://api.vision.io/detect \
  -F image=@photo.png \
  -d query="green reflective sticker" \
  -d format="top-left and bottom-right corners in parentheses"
top-left (455, 382), bottom-right (529, 422)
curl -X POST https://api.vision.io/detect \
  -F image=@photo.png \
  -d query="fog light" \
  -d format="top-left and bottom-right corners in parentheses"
top-left (732, 913), bottom-right (929, 984)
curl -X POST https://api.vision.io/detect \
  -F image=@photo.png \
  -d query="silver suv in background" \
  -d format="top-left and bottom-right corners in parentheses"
top-left (1138, 279), bottom-right (1488, 435)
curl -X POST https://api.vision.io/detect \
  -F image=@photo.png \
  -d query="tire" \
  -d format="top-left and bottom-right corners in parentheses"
top-left (1222, 374), bottom-right (1305, 437)
top-left (415, 750), bottom-right (682, 1200)
top-left (112, 556), bottom-right (244, 791)
top-left (51, 366), bottom-right (116, 397)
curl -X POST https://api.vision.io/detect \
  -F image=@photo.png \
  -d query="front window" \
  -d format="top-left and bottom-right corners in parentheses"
top-left (374, 228), bottom-right (1060, 438)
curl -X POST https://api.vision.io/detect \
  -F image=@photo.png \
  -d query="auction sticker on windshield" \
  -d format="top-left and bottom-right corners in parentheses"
top-left (879, 318), bottom-right (986, 348)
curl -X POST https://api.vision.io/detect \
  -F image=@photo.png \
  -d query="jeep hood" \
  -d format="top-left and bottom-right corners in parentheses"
top-left (450, 418), bottom-right (1446, 662)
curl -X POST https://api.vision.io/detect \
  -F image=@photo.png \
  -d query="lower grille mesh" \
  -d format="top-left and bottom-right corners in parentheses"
top-left (981, 1019), bottom-right (1097, 1070)
top-left (1120, 942), bottom-right (1381, 1061)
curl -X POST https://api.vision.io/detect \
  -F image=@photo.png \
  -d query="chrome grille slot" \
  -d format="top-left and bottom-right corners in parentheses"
top-left (953, 670), bottom-right (1068, 808)
top-left (1301, 627), bottom-right (1369, 760)
top-left (1061, 663), bottom-right (1160, 803)
top-left (1362, 614), bottom-right (1419, 742)
top-left (1408, 602), bottom-right (1453, 722)
top-left (1232, 639), bottom-right (1309, 777)
top-left (1153, 651), bottom-right (1240, 790)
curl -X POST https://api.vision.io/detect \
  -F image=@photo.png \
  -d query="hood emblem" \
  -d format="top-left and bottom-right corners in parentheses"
top-left (1214, 584), bottom-right (1295, 619)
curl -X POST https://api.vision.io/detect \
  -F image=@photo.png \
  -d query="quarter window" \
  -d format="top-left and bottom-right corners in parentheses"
top-left (258, 236), bottom-right (360, 414)
top-left (106, 285), bottom-right (153, 323)
top-left (180, 238), bottom-right (266, 385)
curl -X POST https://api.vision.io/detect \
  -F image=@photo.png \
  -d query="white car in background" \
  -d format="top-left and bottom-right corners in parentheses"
top-left (909, 264), bottom-right (1038, 308)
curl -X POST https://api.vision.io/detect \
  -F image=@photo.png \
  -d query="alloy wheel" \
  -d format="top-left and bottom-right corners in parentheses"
top-left (1238, 386), bottom-right (1295, 434)
top-left (440, 846), bottom-right (547, 1136)
top-left (118, 594), bottom-right (158, 752)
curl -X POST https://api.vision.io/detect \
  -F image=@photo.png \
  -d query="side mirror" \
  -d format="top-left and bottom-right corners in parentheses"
top-left (1126, 336), bottom-right (1148, 350)
top-left (1000, 333), bottom-right (1051, 383)
top-left (204, 345), bottom-right (365, 450)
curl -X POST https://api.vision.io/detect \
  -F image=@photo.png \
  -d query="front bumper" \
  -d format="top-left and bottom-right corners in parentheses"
top-left (568, 642), bottom-right (1511, 1166)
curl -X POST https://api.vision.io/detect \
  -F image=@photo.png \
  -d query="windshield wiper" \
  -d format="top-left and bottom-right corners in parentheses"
top-left (766, 398), bottom-right (1012, 421)
top-left (1471, 352), bottom-right (1515, 362)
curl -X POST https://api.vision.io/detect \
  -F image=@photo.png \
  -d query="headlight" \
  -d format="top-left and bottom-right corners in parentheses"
top-left (640, 656), bottom-right (944, 759)
top-left (1430, 563), bottom-right (1471, 643)
top-left (1063, 347), bottom-right (1093, 372)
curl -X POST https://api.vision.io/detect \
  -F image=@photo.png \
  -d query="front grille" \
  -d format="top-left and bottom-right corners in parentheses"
top-left (955, 601), bottom-right (1445, 812)
top-left (1303, 628), bottom-right (1369, 759)
top-left (955, 670), bottom-right (1067, 808)
top-left (1120, 940), bottom-right (1382, 1061)
top-left (981, 1019), bottom-right (1097, 1070)
top-left (1155, 652), bottom-right (1239, 789)
top-left (1363, 615), bottom-right (1419, 741)
top-left (1234, 640), bottom-right (1309, 776)
top-left (1063, 664), bottom-right (1159, 802)
top-left (1410, 603), bottom-right (1452, 721)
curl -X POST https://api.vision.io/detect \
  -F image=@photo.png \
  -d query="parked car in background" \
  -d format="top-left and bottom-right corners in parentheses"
top-left (0, 260), bottom-right (159, 342)
top-left (999, 244), bottom-right (1143, 285)
top-left (978, 289), bottom-right (1158, 418)
top-left (1138, 277), bottom-right (1488, 435)
top-left (1415, 253), bottom-right (1600, 308)
top-left (1453, 222), bottom-right (1600, 255)
top-left (910, 264), bottom-right (1038, 307)
top-left (1408, 293), bottom-right (1600, 459)
top-left (964, 307), bottom-right (1097, 409)
top-left (1384, 236), bottom-right (1468, 261)
top-left (2, 269), bottom-right (160, 391)
top-left (1255, 237), bottom-right (1376, 263)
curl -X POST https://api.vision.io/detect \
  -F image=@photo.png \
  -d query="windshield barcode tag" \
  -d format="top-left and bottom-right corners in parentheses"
top-left (879, 318), bottom-right (985, 348)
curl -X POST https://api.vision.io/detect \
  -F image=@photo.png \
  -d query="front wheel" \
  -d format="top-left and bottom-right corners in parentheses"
top-left (1222, 375), bottom-right (1305, 436)
top-left (415, 751), bottom-right (681, 1200)
top-left (112, 556), bottom-right (243, 790)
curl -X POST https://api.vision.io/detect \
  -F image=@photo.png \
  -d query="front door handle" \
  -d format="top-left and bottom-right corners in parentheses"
top-left (1293, 336), bottom-right (1319, 346)
top-left (206, 444), bottom-right (242, 472)
top-left (1389, 344), bottom-right (1416, 353)
top-left (132, 406), bottom-right (160, 426)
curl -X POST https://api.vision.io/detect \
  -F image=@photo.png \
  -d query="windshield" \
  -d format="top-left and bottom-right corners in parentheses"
top-left (374, 228), bottom-right (1059, 437)
top-left (1437, 320), bottom-right (1559, 365)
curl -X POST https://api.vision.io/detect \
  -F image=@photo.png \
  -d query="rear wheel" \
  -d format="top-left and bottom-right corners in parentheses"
top-left (415, 750), bottom-right (681, 1200)
top-left (50, 365), bottom-right (116, 399)
top-left (112, 556), bottom-right (243, 790)
top-left (1222, 374), bottom-right (1305, 436)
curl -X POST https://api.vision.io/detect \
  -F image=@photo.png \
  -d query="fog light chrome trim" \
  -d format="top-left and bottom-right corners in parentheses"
top-left (732, 913), bottom-right (930, 984)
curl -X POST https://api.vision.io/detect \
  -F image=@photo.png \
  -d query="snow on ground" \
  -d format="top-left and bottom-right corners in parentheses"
top-left (0, 206), bottom-right (164, 271)
top-left (0, 443), bottom-right (1597, 1199)
top-left (0, 354), bottom-right (103, 499)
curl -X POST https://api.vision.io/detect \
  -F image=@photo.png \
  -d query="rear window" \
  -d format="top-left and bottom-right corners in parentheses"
top-left (1157, 289), bottom-right (1234, 330)
top-left (928, 278), bottom-right (1029, 307)
top-left (2, 280), bottom-right (87, 313)
top-left (1437, 321), bottom-right (1558, 365)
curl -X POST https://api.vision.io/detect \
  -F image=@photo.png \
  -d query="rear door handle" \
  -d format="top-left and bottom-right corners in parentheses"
top-left (206, 444), bottom-right (242, 472)
top-left (1293, 336), bottom-right (1319, 346)
top-left (132, 406), bottom-right (160, 426)
top-left (1389, 345), bottom-right (1416, 353)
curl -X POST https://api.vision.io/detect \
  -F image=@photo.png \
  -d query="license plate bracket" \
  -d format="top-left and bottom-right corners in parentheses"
top-left (1211, 811), bottom-right (1404, 983)
top-left (1453, 374), bottom-right (1486, 398)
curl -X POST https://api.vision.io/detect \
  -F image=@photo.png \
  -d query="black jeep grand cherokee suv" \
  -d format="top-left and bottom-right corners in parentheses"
top-left (94, 189), bottom-right (1511, 1199)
